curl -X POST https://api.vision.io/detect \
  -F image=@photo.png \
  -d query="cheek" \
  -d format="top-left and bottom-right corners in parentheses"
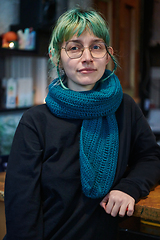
top-left (62, 61), bottom-right (74, 76)
top-left (61, 61), bottom-right (76, 80)
top-left (104, 57), bottom-right (108, 67)
top-left (99, 59), bottom-right (107, 71)
top-left (61, 57), bottom-right (77, 74)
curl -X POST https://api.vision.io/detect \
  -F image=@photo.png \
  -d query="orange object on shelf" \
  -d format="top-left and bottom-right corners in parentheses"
top-left (2, 31), bottom-right (18, 48)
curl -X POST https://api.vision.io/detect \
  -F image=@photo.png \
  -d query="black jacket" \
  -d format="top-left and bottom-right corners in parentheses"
top-left (4, 94), bottom-right (160, 240)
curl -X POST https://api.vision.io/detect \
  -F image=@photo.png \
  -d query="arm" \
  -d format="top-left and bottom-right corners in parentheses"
top-left (4, 116), bottom-right (44, 240)
top-left (100, 98), bottom-right (160, 217)
top-left (114, 112), bottom-right (160, 200)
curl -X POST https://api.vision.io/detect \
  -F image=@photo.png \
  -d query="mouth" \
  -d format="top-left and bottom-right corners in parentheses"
top-left (77, 68), bottom-right (97, 74)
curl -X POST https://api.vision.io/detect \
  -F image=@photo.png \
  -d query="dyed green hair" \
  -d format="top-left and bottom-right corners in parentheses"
top-left (49, 8), bottom-right (111, 63)
top-left (49, 8), bottom-right (117, 88)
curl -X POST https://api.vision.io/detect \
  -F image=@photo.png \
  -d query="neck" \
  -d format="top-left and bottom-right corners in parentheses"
top-left (67, 81), bottom-right (96, 92)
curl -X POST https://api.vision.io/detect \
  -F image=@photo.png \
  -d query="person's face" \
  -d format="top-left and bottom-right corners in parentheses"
top-left (60, 30), bottom-right (113, 91)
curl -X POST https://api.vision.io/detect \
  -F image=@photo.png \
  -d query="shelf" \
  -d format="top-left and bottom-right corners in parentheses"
top-left (0, 106), bottom-right (31, 113)
top-left (0, 47), bottom-right (38, 57)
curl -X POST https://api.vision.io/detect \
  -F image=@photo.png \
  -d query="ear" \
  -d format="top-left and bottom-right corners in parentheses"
top-left (49, 49), bottom-right (62, 68)
top-left (106, 46), bottom-right (114, 65)
top-left (49, 49), bottom-right (52, 59)
top-left (49, 49), bottom-right (54, 63)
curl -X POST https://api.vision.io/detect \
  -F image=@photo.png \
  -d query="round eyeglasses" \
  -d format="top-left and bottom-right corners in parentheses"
top-left (61, 41), bottom-right (108, 59)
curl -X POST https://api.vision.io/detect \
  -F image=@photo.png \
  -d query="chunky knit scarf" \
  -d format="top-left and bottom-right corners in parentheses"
top-left (45, 70), bottom-right (123, 199)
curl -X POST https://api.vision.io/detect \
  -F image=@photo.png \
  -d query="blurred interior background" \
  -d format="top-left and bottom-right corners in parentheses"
top-left (0, 0), bottom-right (160, 171)
top-left (0, 1), bottom-right (160, 240)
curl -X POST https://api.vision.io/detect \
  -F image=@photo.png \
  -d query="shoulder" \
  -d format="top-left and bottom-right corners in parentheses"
top-left (19, 104), bottom-right (55, 128)
top-left (121, 93), bottom-right (142, 112)
top-left (24, 104), bottom-right (49, 115)
top-left (20, 104), bottom-right (81, 131)
top-left (122, 93), bottom-right (137, 105)
top-left (116, 93), bottom-right (144, 123)
top-left (21, 104), bottom-right (50, 120)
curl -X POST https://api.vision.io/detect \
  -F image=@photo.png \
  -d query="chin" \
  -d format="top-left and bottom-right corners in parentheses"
top-left (80, 77), bottom-right (98, 85)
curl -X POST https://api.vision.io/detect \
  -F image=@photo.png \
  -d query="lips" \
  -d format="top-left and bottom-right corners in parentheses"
top-left (78, 68), bottom-right (97, 73)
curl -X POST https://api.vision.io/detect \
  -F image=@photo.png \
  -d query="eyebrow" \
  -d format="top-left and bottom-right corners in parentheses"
top-left (67, 39), bottom-right (105, 44)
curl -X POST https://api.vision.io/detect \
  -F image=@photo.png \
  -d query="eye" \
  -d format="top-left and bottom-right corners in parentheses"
top-left (91, 42), bottom-right (105, 51)
top-left (93, 45), bottom-right (100, 50)
top-left (66, 42), bottom-right (82, 52)
top-left (70, 46), bottom-right (79, 51)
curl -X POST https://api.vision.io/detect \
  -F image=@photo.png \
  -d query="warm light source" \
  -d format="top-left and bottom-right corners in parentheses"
top-left (9, 42), bottom-right (15, 49)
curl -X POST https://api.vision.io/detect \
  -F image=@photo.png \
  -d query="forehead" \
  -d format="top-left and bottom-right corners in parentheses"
top-left (64, 30), bottom-right (104, 44)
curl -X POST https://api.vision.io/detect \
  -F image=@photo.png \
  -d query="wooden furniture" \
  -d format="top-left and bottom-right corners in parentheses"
top-left (134, 185), bottom-right (160, 223)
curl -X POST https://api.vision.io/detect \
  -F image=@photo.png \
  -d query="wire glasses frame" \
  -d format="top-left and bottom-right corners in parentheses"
top-left (61, 41), bottom-right (108, 59)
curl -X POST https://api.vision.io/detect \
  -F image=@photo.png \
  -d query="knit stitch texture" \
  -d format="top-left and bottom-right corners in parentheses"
top-left (45, 70), bottom-right (123, 198)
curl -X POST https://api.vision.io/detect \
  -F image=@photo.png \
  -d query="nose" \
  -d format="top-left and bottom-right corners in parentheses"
top-left (81, 47), bottom-right (93, 62)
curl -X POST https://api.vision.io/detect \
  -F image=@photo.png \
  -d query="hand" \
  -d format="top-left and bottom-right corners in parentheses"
top-left (100, 190), bottom-right (135, 217)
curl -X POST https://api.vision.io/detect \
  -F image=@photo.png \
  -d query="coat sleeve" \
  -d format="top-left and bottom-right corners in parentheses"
top-left (113, 97), bottom-right (160, 202)
top-left (4, 115), bottom-right (44, 240)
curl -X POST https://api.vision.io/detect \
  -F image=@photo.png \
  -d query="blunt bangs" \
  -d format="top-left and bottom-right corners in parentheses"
top-left (49, 8), bottom-right (110, 64)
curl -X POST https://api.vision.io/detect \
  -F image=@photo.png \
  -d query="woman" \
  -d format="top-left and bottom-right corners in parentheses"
top-left (4, 8), bottom-right (160, 240)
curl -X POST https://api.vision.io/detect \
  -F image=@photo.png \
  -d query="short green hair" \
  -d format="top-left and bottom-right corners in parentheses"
top-left (49, 8), bottom-right (110, 64)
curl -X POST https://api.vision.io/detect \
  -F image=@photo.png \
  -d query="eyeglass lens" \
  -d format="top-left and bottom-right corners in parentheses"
top-left (65, 41), bottom-right (107, 59)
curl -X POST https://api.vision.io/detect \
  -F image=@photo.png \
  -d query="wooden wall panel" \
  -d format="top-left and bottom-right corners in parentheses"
top-left (93, 0), bottom-right (140, 100)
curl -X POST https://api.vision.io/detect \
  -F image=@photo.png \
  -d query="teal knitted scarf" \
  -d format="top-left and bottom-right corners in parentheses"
top-left (45, 70), bottom-right (123, 199)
